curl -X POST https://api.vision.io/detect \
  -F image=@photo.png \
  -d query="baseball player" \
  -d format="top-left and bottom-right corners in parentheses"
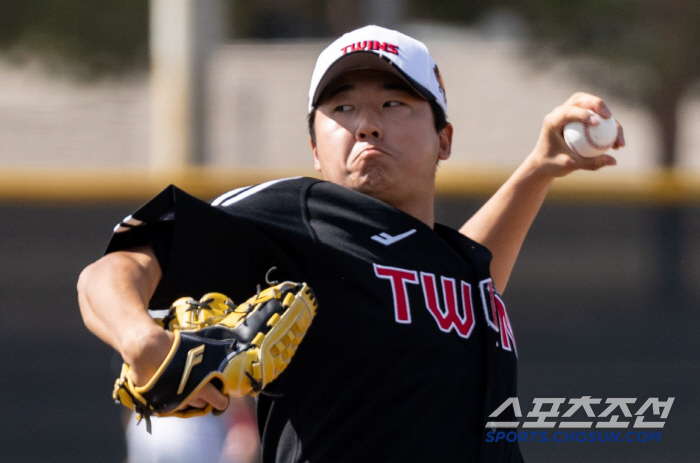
top-left (78, 25), bottom-right (624, 462)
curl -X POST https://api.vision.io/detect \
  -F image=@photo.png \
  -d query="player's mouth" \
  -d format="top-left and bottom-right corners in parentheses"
top-left (356, 145), bottom-right (388, 160)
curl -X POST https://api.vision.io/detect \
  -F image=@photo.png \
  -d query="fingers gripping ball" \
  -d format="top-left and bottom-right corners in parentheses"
top-left (112, 281), bottom-right (318, 431)
top-left (563, 110), bottom-right (618, 158)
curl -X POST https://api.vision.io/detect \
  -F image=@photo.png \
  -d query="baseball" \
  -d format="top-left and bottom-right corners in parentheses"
top-left (563, 110), bottom-right (618, 157)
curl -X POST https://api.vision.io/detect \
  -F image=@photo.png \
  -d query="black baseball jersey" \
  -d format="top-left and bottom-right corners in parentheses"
top-left (107, 177), bottom-right (523, 462)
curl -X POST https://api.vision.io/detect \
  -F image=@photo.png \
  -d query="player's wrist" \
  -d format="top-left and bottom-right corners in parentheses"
top-left (121, 323), bottom-right (174, 387)
top-left (515, 151), bottom-right (558, 188)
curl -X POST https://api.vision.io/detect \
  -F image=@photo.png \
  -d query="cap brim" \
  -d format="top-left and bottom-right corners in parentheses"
top-left (311, 51), bottom-right (429, 108)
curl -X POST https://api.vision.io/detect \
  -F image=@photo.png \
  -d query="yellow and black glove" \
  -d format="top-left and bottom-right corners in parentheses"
top-left (112, 281), bottom-right (317, 431)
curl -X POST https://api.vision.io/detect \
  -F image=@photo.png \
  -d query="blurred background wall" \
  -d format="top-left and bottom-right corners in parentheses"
top-left (0, 1), bottom-right (698, 462)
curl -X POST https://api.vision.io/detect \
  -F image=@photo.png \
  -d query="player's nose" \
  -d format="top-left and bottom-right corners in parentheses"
top-left (355, 110), bottom-right (382, 141)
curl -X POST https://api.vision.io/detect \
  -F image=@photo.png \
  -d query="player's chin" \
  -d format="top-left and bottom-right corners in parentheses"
top-left (347, 168), bottom-right (395, 198)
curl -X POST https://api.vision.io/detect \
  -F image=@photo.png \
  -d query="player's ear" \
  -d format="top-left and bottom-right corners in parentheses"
top-left (437, 123), bottom-right (453, 161)
top-left (310, 136), bottom-right (322, 172)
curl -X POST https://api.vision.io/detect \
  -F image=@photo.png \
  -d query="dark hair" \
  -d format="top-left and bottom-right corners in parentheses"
top-left (308, 100), bottom-right (448, 145)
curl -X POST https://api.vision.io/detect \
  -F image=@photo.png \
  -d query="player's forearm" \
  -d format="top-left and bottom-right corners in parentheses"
top-left (460, 157), bottom-right (553, 292)
top-left (77, 247), bottom-right (166, 368)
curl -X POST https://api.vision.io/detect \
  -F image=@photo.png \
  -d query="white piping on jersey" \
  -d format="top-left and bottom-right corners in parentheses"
top-left (211, 177), bottom-right (301, 207)
top-left (113, 214), bottom-right (144, 233)
top-left (211, 186), bottom-right (252, 206)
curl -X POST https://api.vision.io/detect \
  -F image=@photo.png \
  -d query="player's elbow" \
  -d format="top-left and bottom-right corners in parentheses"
top-left (76, 253), bottom-right (126, 330)
top-left (77, 259), bottom-right (97, 295)
top-left (77, 248), bottom-right (162, 331)
top-left (77, 259), bottom-right (104, 332)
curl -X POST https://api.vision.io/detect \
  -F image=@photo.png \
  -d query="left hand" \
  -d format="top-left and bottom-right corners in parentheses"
top-left (526, 92), bottom-right (625, 178)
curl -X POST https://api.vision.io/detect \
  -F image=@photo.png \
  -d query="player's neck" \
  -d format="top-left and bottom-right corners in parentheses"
top-left (354, 181), bottom-right (437, 228)
top-left (386, 196), bottom-right (436, 229)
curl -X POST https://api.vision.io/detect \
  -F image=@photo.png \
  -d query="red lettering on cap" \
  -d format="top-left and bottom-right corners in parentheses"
top-left (340, 41), bottom-right (400, 55)
top-left (385, 43), bottom-right (399, 55)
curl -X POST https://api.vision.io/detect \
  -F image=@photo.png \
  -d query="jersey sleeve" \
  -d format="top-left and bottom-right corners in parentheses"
top-left (105, 185), bottom-right (302, 310)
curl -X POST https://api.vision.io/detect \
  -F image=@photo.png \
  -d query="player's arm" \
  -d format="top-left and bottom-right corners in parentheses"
top-left (78, 246), bottom-right (229, 410)
top-left (460, 93), bottom-right (625, 292)
top-left (77, 246), bottom-right (170, 385)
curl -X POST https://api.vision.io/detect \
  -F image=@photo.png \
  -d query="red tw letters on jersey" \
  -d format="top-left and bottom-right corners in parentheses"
top-left (374, 264), bottom-right (516, 354)
top-left (420, 272), bottom-right (476, 338)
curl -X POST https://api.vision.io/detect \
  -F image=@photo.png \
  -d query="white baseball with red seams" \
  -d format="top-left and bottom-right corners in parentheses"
top-left (563, 110), bottom-right (618, 158)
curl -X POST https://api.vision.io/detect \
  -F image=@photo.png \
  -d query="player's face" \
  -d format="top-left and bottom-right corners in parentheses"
top-left (311, 69), bottom-right (452, 215)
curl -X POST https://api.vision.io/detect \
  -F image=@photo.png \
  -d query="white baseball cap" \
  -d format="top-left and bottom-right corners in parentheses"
top-left (308, 25), bottom-right (447, 116)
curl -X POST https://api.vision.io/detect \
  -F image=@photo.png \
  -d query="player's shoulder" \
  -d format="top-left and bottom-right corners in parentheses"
top-left (434, 223), bottom-right (493, 264)
top-left (211, 176), bottom-right (321, 208)
top-left (211, 176), bottom-right (379, 211)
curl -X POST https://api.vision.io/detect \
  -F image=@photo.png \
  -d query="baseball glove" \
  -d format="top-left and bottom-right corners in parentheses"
top-left (113, 280), bottom-right (317, 431)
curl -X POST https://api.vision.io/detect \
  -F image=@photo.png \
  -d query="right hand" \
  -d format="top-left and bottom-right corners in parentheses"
top-left (525, 92), bottom-right (625, 179)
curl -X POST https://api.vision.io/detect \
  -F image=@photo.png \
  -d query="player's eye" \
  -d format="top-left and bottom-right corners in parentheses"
top-left (383, 101), bottom-right (402, 108)
top-left (334, 104), bottom-right (353, 112)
